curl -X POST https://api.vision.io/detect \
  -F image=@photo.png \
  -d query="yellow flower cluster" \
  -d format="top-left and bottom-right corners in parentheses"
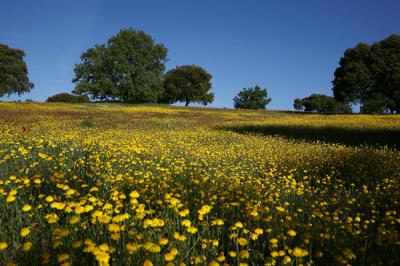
top-left (0, 102), bottom-right (399, 265)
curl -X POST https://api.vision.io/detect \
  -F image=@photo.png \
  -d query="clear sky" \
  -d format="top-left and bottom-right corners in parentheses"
top-left (1, 0), bottom-right (399, 109)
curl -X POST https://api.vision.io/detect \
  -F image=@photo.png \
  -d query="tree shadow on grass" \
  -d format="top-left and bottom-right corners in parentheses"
top-left (221, 124), bottom-right (400, 149)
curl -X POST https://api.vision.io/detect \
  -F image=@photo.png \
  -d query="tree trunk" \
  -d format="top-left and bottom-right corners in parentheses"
top-left (185, 101), bottom-right (189, 107)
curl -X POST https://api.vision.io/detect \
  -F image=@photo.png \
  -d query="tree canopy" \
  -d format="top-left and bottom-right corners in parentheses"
top-left (300, 94), bottom-right (352, 114)
top-left (162, 65), bottom-right (214, 106)
top-left (0, 44), bottom-right (34, 97)
top-left (72, 28), bottom-right (168, 103)
top-left (233, 85), bottom-right (271, 109)
top-left (293, 98), bottom-right (303, 111)
top-left (332, 34), bottom-right (400, 113)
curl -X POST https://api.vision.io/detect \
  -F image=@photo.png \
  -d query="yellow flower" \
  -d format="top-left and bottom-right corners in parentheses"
top-left (282, 256), bottom-right (291, 264)
top-left (211, 219), bottom-right (224, 226)
top-left (45, 213), bottom-right (59, 223)
top-left (98, 215), bottom-right (112, 224)
top-left (292, 247), bottom-right (309, 257)
top-left (275, 206), bottom-right (285, 212)
top-left (111, 233), bottom-right (120, 240)
top-left (0, 242), bottom-right (8, 250)
top-left (182, 219), bottom-right (191, 227)
top-left (217, 253), bottom-right (226, 262)
top-left (240, 250), bottom-right (250, 259)
top-left (22, 241), bottom-right (32, 252)
top-left (6, 195), bottom-right (16, 202)
top-left (237, 238), bottom-right (248, 246)
top-left (178, 209), bottom-right (189, 217)
top-left (159, 238), bottom-right (169, 245)
top-left (57, 253), bottom-right (70, 263)
top-left (254, 228), bottom-right (263, 235)
top-left (187, 226), bottom-right (198, 234)
top-left (271, 251), bottom-right (279, 257)
top-left (143, 242), bottom-right (161, 253)
top-left (129, 190), bottom-right (140, 198)
top-left (229, 251), bottom-right (237, 257)
top-left (232, 221), bottom-right (243, 230)
top-left (173, 232), bottom-right (187, 241)
top-left (209, 261), bottom-right (220, 266)
top-left (22, 204), bottom-right (32, 212)
top-left (198, 205), bottom-right (212, 216)
top-left (164, 252), bottom-right (175, 261)
top-left (126, 242), bottom-right (139, 253)
top-left (69, 216), bottom-right (80, 224)
top-left (269, 238), bottom-right (278, 244)
top-left (50, 202), bottom-right (66, 210)
top-left (20, 227), bottom-right (31, 237)
top-left (287, 230), bottom-right (296, 237)
top-left (108, 223), bottom-right (120, 233)
top-left (45, 196), bottom-right (55, 203)
top-left (75, 206), bottom-right (85, 214)
top-left (250, 233), bottom-right (259, 240)
top-left (170, 248), bottom-right (179, 256)
top-left (143, 260), bottom-right (153, 266)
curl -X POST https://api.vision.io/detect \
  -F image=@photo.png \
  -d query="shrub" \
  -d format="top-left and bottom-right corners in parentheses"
top-left (46, 93), bottom-right (90, 103)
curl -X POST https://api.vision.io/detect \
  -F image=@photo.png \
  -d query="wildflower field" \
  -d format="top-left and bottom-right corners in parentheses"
top-left (0, 102), bottom-right (400, 266)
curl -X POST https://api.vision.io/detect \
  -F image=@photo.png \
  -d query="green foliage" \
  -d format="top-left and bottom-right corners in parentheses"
top-left (233, 85), bottom-right (271, 109)
top-left (332, 43), bottom-right (372, 104)
top-left (46, 93), bottom-right (90, 103)
top-left (293, 98), bottom-right (303, 111)
top-left (301, 94), bottom-right (352, 114)
top-left (333, 34), bottom-right (400, 113)
top-left (72, 28), bottom-right (168, 103)
top-left (0, 44), bottom-right (34, 97)
top-left (360, 93), bottom-right (395, 114)
top-left (162, 65), bottom-right (214, 106)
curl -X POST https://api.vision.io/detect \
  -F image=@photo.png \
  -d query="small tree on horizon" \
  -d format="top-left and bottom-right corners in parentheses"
top-left (46, 93), bottom-right (90, 103)
top-left (0, 44), bottom-right (34, 97)
top-left (233, 85), bottom-right (271, 109)
top-left (162, 65), bottom-right (214, 106)
top-left (301, 94), bottom-right (352, 114)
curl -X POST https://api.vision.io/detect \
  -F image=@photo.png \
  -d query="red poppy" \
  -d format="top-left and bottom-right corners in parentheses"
top-left (19, 126), bottom-right (26, 133)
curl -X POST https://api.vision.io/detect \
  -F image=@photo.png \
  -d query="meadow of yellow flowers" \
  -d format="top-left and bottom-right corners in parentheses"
top-left (0, 102), bottom-right (399, 266)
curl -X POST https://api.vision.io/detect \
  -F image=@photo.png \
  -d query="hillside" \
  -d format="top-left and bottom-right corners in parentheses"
top-left (0, 103), bottom-right (399, 265)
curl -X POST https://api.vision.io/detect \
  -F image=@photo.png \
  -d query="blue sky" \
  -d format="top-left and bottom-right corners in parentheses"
top-left (1, 0), bottom-right (399, 109)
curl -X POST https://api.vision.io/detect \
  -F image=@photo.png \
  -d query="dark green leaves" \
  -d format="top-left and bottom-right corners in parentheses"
top-left (72, 29), bottom-right (168, 103)
top-left (0, 44), bottom-right (34, 97)
top-left (332, 35), bottom-right (400, 113)
top-left (233, 85), bottom-right (271, 109)
top-left (162, 65), bottom-right (214, 106)
top-left (301, 94), bottom-right (352, 114)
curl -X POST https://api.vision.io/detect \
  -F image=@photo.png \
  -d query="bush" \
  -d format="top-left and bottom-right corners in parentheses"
top-left (301, 94), bottom-right (352, 114)
top-left (46, 93), bottom-right (90, 103)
